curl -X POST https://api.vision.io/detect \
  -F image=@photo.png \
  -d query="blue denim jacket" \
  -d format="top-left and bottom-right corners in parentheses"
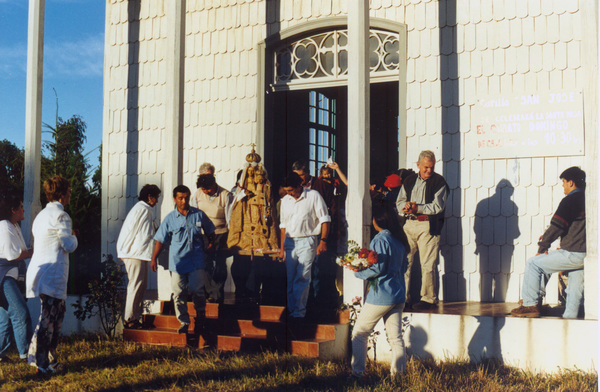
top-left (354, 230), bottom-right (408, 305)
top-left (154, 207), bottom-right (216, 274)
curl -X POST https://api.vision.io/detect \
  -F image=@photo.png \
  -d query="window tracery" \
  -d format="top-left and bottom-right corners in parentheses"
top-left (274, 29), bottom-right (400, 89)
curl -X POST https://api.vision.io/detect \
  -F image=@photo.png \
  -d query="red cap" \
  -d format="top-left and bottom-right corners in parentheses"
top-left (384, 174), bottom-right (402, 189)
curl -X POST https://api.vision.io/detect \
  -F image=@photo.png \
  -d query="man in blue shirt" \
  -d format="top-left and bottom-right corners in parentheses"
top-left (151, 185), bottom-right (216, 334)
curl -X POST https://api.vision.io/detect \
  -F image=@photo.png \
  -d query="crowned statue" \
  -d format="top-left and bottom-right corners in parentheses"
top-left (227, 146), bottom-right (279, 255)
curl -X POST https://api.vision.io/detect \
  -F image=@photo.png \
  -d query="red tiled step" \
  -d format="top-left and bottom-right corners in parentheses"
top-left (289, 339), bottom-right (332, 358)
top-left (217, 334), bottom-right (281, 352)
top-left (125, 301), bottom-right (350, 360)
top-left (159, 301), bottom-right (348, 325)
top-left (123, 328), bottom-right (187, 347)
top-left (208, 304), bottom-right (286, 322)
top-left (227, 319), bottom-right (271, 336)
top-left (160, 301), bottom-right (220, 318)
top-left (143, 314), bottom-right (221, 330)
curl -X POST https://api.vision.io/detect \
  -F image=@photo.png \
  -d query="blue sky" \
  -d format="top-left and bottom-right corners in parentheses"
top-left (0, 0), bottom-right (105, 169)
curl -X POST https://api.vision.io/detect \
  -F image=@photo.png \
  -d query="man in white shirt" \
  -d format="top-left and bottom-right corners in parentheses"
top-left (279, 172), bottom-right (330, 319)
top-left (117, 184), bottom-right (161, 329)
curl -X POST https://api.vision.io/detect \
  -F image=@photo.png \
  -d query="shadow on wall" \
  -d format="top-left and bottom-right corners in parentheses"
top-left (406, 325), bottom-right (434, 361)
top-left (467, 316), bottom-right (505, 364)
top-left (474, 179), bottom-right (520, 302)
top-left (126, 1), bottom-right (140, 207)
top-left (406, 316), bottom-right (506, 364)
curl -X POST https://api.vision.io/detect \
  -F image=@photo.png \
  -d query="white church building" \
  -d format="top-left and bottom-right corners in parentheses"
top-left (23, 0), bottom-right (599, 372)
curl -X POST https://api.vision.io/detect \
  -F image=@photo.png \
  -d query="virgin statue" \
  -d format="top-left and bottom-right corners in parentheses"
top-left (227, 147), bottom-right (279, 254)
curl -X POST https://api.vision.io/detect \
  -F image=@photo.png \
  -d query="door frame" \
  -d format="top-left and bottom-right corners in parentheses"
top-left (257, 17), bottom-right (408, 174)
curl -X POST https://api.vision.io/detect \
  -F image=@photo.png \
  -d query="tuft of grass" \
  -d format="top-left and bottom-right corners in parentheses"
top-left (0, 335), bottom-right (596, 391)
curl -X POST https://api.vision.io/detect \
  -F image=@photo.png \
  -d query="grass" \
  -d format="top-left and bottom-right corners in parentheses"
top-left (0, 335), bottom-right (596, 392)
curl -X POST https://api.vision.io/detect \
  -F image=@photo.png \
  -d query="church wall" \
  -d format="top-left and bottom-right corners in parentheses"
top-left (102, 1), bottom-right (169, 292)
top-left (102, 0), bottom-right (594, 305)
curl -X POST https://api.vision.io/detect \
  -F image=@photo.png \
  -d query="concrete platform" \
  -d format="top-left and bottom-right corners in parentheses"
top-left (138, 293), bottom-right (597, 371)
top-left (368, 302), bottom-right (598, 372)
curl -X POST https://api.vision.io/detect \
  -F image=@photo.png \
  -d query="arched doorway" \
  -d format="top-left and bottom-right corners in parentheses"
top-left (260, 20), bottom-right (408, 190)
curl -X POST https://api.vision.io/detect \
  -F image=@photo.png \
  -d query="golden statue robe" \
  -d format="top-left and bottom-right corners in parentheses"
top-left (227, 166), bottom-right (279, 253)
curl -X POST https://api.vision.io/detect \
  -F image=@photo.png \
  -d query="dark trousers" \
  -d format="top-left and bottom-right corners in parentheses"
top-left (231, 255), bottom-right (286, 305)
top-left (308, 248), bottom-right (341, 318)
top-left (204, 233), bottom-right (229, 301)
top-left (231, 255), bottom-right (253, 298)
top-left (256, 257), bottom-right (286, 305)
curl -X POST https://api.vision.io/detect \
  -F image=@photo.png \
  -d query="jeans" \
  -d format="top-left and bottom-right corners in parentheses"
top-left (521, 249), bottom-right (585, 318)
top-left (0, 277), bottom-right (32, 358)
top-left (351, 303), bottom-right (406, 376)
top-left (171, 269), bottom-right (206, 325)
top-left (285, 236), bottom-right (318, 318)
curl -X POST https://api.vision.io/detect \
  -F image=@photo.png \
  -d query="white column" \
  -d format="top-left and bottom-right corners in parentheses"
top-left (344, 2), bottom-right (371, 304)
top-left (582, 0), bottom-right (599, 320)
top-left (23, 0), bottom-right (45, 245)
top-left (158, 0), bottom-right (186, 301)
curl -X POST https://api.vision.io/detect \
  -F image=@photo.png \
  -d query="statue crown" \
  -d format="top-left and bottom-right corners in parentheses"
top-left (245, 144), bottom-right (262, 165)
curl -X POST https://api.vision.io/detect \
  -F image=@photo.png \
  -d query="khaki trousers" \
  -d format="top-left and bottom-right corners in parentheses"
top-left (403, 220), bottom-right (440, 304)
top-left (122, 258), bottom-right (148, 322)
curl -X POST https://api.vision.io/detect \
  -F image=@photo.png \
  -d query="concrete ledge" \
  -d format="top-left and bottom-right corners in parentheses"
top-left (27, 295), bottom-right (104, 336)
top-left (369, 311), bottom-right (598, 372)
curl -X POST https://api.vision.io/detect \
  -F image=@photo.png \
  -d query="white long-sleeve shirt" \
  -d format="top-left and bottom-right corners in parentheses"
top-left (26, 201), bottom-right (78, 300)
top-left (279, 188), bottom-right (330, 238)
top-left (117, 201), bottom-right (157, 261)
top-left (0, 220), bottom-right (28, 280)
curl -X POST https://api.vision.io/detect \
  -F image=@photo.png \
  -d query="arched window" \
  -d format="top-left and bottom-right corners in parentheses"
top-left (273, 28), bottom-right (400, 90)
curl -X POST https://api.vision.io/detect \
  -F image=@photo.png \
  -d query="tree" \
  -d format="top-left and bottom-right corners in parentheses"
top-left (1, 114), bottom-right (102, 294)
top-left (0, 139), bottom-right (25, 196)
top-left (43, 115), bottom-right (102, 294)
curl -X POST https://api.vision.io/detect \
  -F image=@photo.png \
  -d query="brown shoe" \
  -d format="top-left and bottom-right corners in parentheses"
top-left (511, 304), bottom-right (540, 318)
top-left (124, 320), bottom-right (143, 330)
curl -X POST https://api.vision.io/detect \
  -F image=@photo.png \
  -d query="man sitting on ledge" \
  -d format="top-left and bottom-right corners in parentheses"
top-left (511, 166), bottom-right (586, 319)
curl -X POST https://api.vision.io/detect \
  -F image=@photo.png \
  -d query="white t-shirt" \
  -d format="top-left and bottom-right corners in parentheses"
top-left (279, 188), bottom-right (331, 238)
top-left (0, 220), bottom-right (28, 280)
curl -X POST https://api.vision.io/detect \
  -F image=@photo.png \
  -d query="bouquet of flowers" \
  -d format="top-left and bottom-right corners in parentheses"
top-left (336, 240), bottom-right (378, 272)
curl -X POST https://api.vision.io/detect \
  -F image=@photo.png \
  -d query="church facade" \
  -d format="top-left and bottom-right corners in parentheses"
top-left (102, 1), bottom-right (598, 319)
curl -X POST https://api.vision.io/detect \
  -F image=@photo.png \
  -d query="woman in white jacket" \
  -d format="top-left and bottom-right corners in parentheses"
top-left (117, 184), bottom-right (161, 329)
top-left (26, 176), bottom-right (77, 374)
top-left (0, 193), bottom-right (33, 362)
